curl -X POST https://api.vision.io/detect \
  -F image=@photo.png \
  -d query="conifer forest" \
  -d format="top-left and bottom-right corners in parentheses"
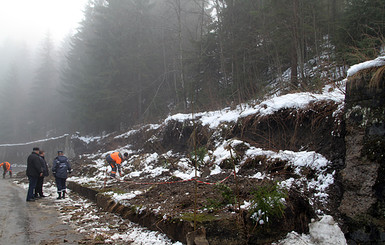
top-left (0, 0), bottom-right (384, 143)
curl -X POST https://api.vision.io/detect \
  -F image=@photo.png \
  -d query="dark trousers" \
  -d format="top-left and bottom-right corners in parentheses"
top-left (3, 166), bottom-right (11, 178)
top-left (27, 176), bottom-right (38, 201)
top-left (35, 176), bottom-right (44, 196)
top-left (55, 177), bottom-right (67, 193)
top-left (109, 162), bottom-right (117, 177)
top-left (3, 170), bottom-right (11, 178)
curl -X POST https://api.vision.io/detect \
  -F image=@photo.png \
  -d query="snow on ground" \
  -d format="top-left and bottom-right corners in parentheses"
top-left (15, 161), bottom-right (345, 245)
top-left (70, 82), bottom-right (345, 193)
top-left (347, 56), bottom-right (385, 77)
top-left (0, 134), bottom-right (69, 147)
top-left (72, 132), bottom-right (113, 144)
top-left (274, 215), bottom-right (347, 245)
top-left (164, 82), bottom-right (345, 129)
top-left (115, 124), bottom-right (161, 139)
top-left (15, 180), bottom-right (182, 245)
top-left (66, 82), bottom-right (347, 244)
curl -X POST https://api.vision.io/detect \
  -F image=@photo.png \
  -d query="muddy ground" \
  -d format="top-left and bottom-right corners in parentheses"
top-left (0, 178), bottom-right (85, 245)
top-left (71, 161), bottom-right (321, 244)
top-left (64, 101), bottom-right (346, 244)
top-left (12, 173), bottom-right (179, 245)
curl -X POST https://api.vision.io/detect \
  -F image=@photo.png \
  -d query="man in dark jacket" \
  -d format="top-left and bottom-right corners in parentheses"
top-left (34, 150), bottom-right (49, 198)
top-left (52, 150), bottom-right (71, 199)
top-left (26, 147), bottom-right (43, 202)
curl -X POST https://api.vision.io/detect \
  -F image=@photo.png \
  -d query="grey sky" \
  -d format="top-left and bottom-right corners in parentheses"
top-left (0, 0), bottom-right (88, 48)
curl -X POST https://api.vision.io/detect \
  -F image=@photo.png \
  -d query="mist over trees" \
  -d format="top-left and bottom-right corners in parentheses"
top-left (0, 0), bottom-right (384, 143)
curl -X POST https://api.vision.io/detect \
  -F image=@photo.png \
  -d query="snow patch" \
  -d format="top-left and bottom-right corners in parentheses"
top-left (163, 83), bottom-right (344, 129)
top-left (0, 134), bottom-right (69, 147)
top-left (347, 56), bottom-right (385, 77)
top-left (309, 215), bottom-right (347, 245)
top-left (275, 215), bottom-right (347, 245)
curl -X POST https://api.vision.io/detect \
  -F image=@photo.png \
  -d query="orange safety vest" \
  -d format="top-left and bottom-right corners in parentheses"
top-left (0, 162), bottom-right (11, 171)
top-left (110, 152), bottom-right (122, 164)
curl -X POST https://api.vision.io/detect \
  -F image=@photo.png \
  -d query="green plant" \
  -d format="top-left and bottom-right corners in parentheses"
top-left (249, 182), bottom-right (287, 225)
top-left (190, 146), bottom-right (208, 168)
top-left (205, 184), bottom-right (236, 210)
top-left (217, 183), bottom-right (236, 205)
top-left (205, 198), bottom-right (222, 211)
top-left (161, 158), bottom-right (171, 168)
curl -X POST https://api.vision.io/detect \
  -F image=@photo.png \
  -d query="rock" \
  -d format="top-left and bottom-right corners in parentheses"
top-left (186, 227), bottom-right (209, 245)
top-left (341, 64), bottom-right (385, 243)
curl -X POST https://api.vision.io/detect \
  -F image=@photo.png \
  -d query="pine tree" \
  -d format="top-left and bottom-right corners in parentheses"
top-left (336, 0), bottom-right (385, 64)
top-left (28, 32), bottom-right (59, 138)
top-left (0, 65), bottom-right (21, 141)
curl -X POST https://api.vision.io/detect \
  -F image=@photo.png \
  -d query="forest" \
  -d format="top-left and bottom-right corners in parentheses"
top-left (0, 0), bottom-right (384, 143)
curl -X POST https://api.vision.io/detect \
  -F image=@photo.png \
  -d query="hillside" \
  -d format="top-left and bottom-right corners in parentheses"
top-left (65, 81), bottom-right (348, 244)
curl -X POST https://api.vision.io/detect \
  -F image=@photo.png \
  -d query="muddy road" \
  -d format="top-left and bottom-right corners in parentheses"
top-left (0, 178), bottom-right (84, 245)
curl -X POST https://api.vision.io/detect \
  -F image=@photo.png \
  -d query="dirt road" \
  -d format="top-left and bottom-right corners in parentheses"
top-left (0, 178), bottom-right (84, 245)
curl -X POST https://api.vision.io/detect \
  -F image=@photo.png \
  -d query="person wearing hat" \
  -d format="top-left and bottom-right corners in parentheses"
top-left (105, 152), bottom-right (128, 178)
top-left (52, 150), bottom-right (71, 199)
top-left (26, 147), bottom-right (43, 202)
top-left (0, 161), bottom-right (12, 178)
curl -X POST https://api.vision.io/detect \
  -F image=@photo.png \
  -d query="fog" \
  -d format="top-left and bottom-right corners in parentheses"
top-left (0, 0), bottom-right (87, 143)
top-left (0, 0), bottom-right (87, 47)
top-left (0, 0), bottom-right (210, 144)
top-left (1, 0), bottom-right (382, 145)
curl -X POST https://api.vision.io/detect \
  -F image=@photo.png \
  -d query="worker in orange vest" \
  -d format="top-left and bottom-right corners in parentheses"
top-left (105, 152), bottom-right (128, 178)
top-left (0, 162), bottom-right (12, 178)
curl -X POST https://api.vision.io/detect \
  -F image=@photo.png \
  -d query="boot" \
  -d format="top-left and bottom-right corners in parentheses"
top-left (62, 191), bottom-right (66, 199)
top-left (57, 192), bottom-right (62, 199)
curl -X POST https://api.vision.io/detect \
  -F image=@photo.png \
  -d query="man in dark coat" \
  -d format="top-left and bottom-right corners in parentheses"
top-left (52, 150), bottom-right (71, 199)
top-left (34, 150), bottom-right (49, 198)
top-left (26, 147), bottom-right (43, 202)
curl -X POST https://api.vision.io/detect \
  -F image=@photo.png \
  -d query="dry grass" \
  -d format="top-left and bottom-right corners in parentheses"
top-left (347, 65), bottom-right (385, 91)
top-left (370, 65), bottom-right (385, 89)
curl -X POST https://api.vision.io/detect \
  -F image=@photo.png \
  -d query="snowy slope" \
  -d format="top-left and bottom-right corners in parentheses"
top-left (69, 80), bottom-right (347, 244)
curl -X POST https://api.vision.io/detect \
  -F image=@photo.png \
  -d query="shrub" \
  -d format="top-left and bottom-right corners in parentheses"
top-left (205, 184), bottom-right (236, 210)
top-left (249, 182), bottom-right (287, 225)
top-left (190, 147), bottom-right (208, 167)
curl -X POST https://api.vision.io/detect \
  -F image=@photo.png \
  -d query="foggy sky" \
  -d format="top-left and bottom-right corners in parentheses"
top-left (0, 0), bottom-right (88, 49)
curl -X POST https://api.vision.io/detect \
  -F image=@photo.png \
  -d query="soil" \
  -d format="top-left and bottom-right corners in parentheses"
top-left (13, 174), bottom-right (176, 245)
top-left (63, 100), bottom-right (347, 244)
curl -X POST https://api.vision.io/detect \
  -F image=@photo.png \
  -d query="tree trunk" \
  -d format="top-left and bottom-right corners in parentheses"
top-left (176, 0), bottom-right (187, 110)
top-left (291, 0), bottom-right (299, 87)
top-left (214, 0), bottom-right (228, 87)
top-left (291, 41), bottom-right (298, 87)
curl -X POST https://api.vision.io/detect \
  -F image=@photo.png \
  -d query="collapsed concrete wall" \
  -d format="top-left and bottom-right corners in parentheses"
top-left (340, 65), bottom-right (385, 243)
top-left (0, 134), bottom-right (75, 165)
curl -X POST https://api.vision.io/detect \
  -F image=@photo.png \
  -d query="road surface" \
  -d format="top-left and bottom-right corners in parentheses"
top-left (0, 178), bottom-right (85, 245)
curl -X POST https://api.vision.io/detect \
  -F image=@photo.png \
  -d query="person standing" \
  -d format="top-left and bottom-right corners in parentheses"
top-left (0, 161), bottom-right (12, 178)
top-left (26, 147), bottom-right (43, 202)
top-left (105, 152), bottom-right (128, 178)
top-left (34, 150), bottom-right (49, 198)
top-left (52, 151), bottom-right (71, 199)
